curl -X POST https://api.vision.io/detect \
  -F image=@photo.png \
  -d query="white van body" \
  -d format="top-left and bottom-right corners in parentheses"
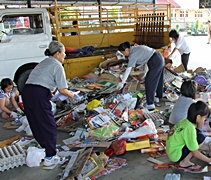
top-left (0, 8), bottom-right (52, 91)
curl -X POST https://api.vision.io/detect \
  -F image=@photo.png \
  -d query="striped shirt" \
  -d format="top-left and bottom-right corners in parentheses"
top-left (0, 89), bottom-right (14, 99)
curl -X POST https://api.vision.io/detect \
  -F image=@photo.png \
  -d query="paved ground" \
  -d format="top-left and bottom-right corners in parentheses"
top-left (0, 35), bottom-right (211, 180)
top-left (173, 35), bottom-right (211, 71)
top-left (0, 102), bottom-right (210, 180)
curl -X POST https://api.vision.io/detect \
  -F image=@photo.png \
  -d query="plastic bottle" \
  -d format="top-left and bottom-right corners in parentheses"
top-left (140, 147), bottom-right (165, 153)
top-left (19, 95), bottom-right (24, 112)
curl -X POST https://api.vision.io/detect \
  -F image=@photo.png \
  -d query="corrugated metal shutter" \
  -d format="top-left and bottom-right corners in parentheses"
top-left (101, 0), bottom-right (154, 3)
top-left (0, 0), bottom-right (154, 5)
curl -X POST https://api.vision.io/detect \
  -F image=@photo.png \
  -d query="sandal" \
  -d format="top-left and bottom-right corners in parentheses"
top-left (178, 164), bottom-right (201, 171)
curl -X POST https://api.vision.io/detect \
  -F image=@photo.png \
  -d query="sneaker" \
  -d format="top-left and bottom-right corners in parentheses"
top-left (154, 97), bottom-right (159, 103)
top-left (146, 104), bottom-right (155, 111)
top-left (43, 155), bottom-right (65, 167)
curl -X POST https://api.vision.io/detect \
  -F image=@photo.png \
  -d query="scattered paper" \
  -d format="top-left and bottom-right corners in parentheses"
top-left (61, 145), bottom-right (70, 151)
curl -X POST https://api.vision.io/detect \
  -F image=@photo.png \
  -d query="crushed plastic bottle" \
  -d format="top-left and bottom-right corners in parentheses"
top-left (164, 173), bottom-right (180, 180)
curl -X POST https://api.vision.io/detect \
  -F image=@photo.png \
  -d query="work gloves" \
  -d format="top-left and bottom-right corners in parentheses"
top-left (72, 93), bottom-right (81, 102)
top-left (10, 111), bottom-right (18, 118)
top-left (16, 107), bottom-right (23, 114)
top-left (116, 67), bottom-right (132, 91)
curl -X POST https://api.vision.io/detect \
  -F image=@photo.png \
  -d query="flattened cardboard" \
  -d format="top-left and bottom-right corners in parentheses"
top-left (99, 57), bottom-right (118, 69)
top-left (122, 81), bottom-right (139, 94)
top-left (0, 135), bottom-right (22, 148)
top-left (98, 74), bottom-right (119, 84)
top-left (194, 67), bottom-right (205, 73)
top-left (84, 72), bottom-right (99, 79)
top-left (172, 79), bottom-right (183, 88)
top-left (83, 153), bottom-right (105, 178)
top-left (74, 87), bottom-right (94, 92)
top-left (3, 122), bottom-right (21, 129)
top-left (57, 121), bottom-right (81, 132)
top-left (174, 64), bottom-right (185, 73)
top-left (74, 142), bottom-right (111, 148)
top-left (147, 157), bottom-right (164, 164)
top-left (60, 148), bottom-right (93, 180)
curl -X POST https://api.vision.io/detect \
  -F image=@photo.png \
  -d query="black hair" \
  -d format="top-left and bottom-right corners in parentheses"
top-left (169, 30), bottom-right (179, 39)
top-left (44, 49), bottom-right (52, 56)
top-left (208, 20), bottom-right (210, 23)
top-left (44, 40), bottom-right (64, 56)
top-left (180, 80), bottom-right (197, 99)
top-left (118, 41), bottom-right (131, 51)
top-left (72, 20), bottom-right (78, 25)
top-left (187, 101), bottom-right (210, 124)
top-left (0, 78), bottom-right (14, 91)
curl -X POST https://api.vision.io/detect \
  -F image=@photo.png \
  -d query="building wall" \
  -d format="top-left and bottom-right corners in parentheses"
top-left (171, 8), bottom-right (210, 30)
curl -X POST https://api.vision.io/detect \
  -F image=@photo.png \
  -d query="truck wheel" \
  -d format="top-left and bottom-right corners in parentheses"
top-left (17, 69), bottom-right (32, 93)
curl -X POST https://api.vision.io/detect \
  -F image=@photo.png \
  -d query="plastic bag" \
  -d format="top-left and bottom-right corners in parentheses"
top-left (164, 173), bottom-right (180, 180)
top-left (111, 140), bottom-right (126, 155)
top-left (90, 124), bottom-right (119, 138)
top-left (15, 116), bottom-right (32, 136)
top-left (26, 147), bottom-right (45, 167)
top-left (86, 99), bottom-right (102, 110)
top-left (118, 119), bottom-right (157, 140)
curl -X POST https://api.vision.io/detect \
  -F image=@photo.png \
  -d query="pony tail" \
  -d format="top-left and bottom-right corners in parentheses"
top-left (44, 49), bottom-right (52, 56)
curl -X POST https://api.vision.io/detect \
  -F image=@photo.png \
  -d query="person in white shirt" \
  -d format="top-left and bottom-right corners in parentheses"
top-left (167, 30), bottom-right (191, 71)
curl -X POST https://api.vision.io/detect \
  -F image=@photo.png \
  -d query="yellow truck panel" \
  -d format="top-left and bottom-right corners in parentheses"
top-left (47, 3), bottom-right (171, 79)
top-left (63, 55), bottom-right (105, 79)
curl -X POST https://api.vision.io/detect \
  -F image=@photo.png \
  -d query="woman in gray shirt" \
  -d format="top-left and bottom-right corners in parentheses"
top-left (169, 80), bottom-right (197, 129)
top-left (22, 41), bottom-right (76, 167)
top-left (117, 42), bottom-right (164, 111)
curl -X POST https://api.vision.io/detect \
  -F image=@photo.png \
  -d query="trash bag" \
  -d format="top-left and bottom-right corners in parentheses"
top-left (86, 99), bottom-right (103, 110)
top-left (111, 140), bottom-right (126, 155)
top-left (118, 119), bottom-right (157, 140)
top-left (26, 147), bottom-right (45, 167)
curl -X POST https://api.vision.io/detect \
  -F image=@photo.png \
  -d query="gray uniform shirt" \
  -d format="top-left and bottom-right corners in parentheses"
top-left (169, 96), bottom-right (195, 125)
top-left (128, 45), bottom-right (155, 68)
top-left (26, 56), bottom-right (68, 92)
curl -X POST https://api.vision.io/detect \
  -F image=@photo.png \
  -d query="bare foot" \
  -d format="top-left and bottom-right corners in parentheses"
top-left (179, 160), bottom-right (194, 167)
top-left (1, 112), bottom-right (9, 119)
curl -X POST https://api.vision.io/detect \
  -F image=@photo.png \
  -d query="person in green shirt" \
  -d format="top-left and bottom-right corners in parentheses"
top-left (166, 101), bottom-right (211, 168)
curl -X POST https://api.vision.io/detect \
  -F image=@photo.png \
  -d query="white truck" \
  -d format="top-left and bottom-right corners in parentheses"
top-left (0, 3), bottom-right (171, 92)
top-left (0, 8), bottom-right (51, 91)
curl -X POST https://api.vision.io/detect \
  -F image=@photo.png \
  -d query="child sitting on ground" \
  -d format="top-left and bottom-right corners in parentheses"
top-left (0, 78), bottom-right (22, 119)
top-left (166, 101), bottom-right (211, 169)
top-left (168, 80), bottom-right (199, 129)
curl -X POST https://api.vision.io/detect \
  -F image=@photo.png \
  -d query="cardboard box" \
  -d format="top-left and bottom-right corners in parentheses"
top-left (174, 64), bottom-right (185, 73)
top-left (83, 153), bottom-right (106, 178)
top-left (126, 138), bottom-right (150, 151)
top-left (60, 148), bottom-right (93, 180)
top-left (3, 122), bottom-right (21, 129)
top-left (122, 81), bottom-right (139, 94)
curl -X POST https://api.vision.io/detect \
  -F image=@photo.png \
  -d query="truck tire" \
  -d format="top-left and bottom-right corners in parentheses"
top-left (17, 69), bottom-right (32, 93)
